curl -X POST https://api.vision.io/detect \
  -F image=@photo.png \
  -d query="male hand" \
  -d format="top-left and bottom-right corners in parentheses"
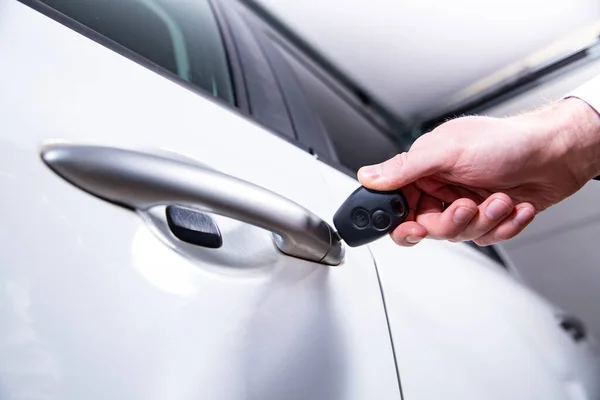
top-left (358, 98), bottom-right (600, 247)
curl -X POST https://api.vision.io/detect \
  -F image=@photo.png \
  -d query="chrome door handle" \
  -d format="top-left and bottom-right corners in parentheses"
top-left (41, 143), bottom-right (344, 266)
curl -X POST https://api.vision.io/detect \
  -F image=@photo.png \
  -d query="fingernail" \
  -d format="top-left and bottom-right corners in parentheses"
top-left (358, 165), bottom-right (380, 181)
top-left (514, 208), bottom-right (534, 225)
top-left (453, 207), bottom-right (476, 225)
top-left (406, 235), bottom-right (423, 244)
top-left (486, 199), bottom-right (510, 220)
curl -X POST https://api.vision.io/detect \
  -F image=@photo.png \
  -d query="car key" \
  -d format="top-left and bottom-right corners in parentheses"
top-left (333, 186), bottom-right (409, 247)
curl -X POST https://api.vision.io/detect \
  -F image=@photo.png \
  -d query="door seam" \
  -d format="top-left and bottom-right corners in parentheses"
top-left (367, 245), bottom-right (405, 400)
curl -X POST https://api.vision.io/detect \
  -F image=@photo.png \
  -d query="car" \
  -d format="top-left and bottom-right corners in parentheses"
top-left (0, 0), bottom-right (599, 399)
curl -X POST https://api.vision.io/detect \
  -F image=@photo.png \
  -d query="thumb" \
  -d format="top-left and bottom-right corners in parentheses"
top-left (357, 150), bottom-right (443, 190)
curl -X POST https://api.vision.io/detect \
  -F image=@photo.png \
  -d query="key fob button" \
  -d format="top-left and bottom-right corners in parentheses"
top-left (371, 210), bottom-right (391, 230)
top-left (352, 208), bottom-right (370, 228)
top-left (333, 186), bottom-right (408, 247)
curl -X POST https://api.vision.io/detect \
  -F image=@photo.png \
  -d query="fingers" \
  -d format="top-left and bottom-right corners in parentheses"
top-left (387, 192), bottom-right (535, 247)
top-left (473, 203), bottom-right (536, 246)
top-left (451, 193), bottom-right (514, 242)
top-left (414, 195), bottom-right (478, 240)
top-left (389, 194), bottom-right (478, 245)
top-left (357, 151), bottom-right (444, 191)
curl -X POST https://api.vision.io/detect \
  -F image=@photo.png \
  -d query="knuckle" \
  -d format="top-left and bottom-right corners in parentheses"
top-left (454, 225), bottom-right (483, 242)
top-left (450, 232), bottom-right (470, 242)
top-left (390, 152), bottom-right (410, 169)
top-left (444, 221), bottom-right (473, 241)
top-left (377, 153), bottom-right (409, 181)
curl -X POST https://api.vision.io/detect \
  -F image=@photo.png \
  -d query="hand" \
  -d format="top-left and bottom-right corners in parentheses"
top-left (358, 97), bottom-right (600, 247)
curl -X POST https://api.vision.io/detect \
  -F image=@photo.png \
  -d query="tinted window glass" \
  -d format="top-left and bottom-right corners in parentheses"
top-left (275, 49), bottom-right (399, 172)
top-left (41, 0), bottom-right (235, 105)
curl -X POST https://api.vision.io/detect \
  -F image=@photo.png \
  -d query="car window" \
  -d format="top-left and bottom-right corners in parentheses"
top-left (40, 0), bottom-right (235, 105)
top-left (269, 44), bottom-right (399, 172)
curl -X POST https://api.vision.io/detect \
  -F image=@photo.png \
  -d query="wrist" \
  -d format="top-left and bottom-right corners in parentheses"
top-left (533, 98), bottom-right (600, 184)
top-left (561, 97), bottom-right (600, 181)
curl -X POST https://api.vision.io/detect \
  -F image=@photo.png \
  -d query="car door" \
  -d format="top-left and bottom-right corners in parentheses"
top-left (0, 1), bottom-right (401, 399)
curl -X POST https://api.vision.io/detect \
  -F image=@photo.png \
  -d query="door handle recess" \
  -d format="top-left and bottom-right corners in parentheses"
top-left (41, 143), bottom-right (344, 266)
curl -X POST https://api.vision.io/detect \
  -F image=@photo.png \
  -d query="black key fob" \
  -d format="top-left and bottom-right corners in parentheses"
top-left (333, 186), bottom-right (409, 247)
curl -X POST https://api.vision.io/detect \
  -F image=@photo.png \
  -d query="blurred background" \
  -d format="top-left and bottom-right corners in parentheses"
top-left (258, 0), bottom-right (600, 121)
top-left (257, 0), bottom-right (600, 334)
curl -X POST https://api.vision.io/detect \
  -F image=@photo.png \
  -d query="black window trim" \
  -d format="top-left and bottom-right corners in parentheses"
top-left (208, 0), bottom-right (249, 112)
top-left (236, 6), bottom-right (337, 160)
top-left (17, 0), bottom-right (248, 115)
top-left (217, 0), bottom-right (299, 142)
